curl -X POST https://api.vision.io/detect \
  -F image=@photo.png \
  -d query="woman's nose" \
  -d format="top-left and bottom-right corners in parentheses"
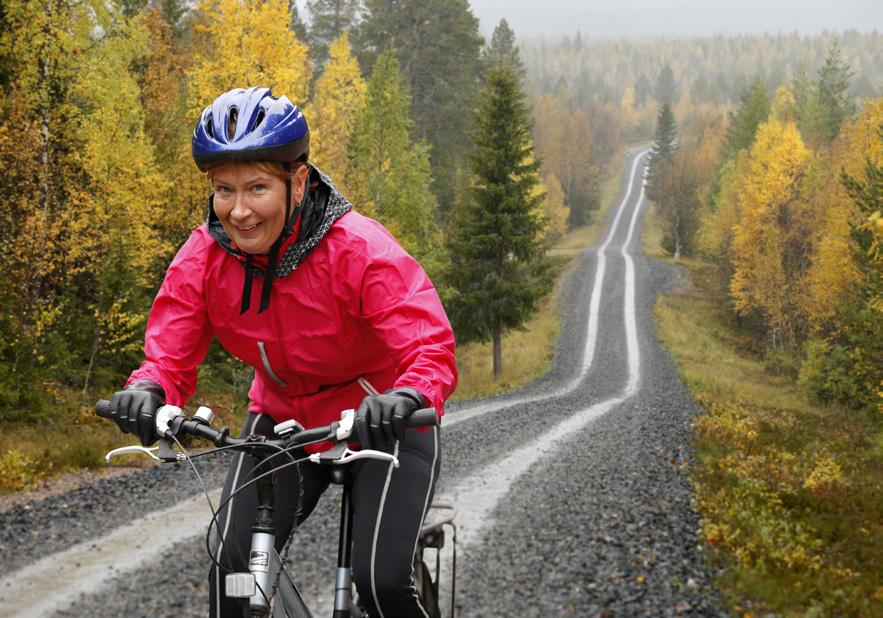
top-left (230, 194), bottom-right (252, 219)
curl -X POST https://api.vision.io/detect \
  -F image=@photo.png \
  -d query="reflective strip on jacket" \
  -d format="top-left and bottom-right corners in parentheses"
top-left (127, 206), bottom-right (457, 433)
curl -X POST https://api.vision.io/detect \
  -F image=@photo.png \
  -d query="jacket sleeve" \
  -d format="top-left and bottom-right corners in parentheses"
top-left (358, 244), bottom-right (457, 417)
top-left (126, 231), bottom-right (215, 406)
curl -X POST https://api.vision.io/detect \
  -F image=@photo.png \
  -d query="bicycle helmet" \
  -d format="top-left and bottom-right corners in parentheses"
top-left (192, 87), bottom-right (310, 172)
top-left (193, 87), bottom-right (311, 315)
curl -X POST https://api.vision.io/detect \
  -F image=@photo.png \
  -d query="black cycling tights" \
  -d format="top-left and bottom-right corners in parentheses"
top-left (209, 412), bottom-right (441, 618)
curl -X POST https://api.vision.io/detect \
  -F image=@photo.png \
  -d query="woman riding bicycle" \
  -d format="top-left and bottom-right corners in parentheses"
top-left (107, 86), bottom-right (457, 618)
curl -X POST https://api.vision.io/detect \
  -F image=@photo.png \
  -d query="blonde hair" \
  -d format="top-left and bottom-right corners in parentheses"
top-left (205, 159), bottom-right (305, 183)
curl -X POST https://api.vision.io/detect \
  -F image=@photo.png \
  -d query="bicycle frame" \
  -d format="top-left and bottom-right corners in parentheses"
top-left (227, 447), bottom-right (456, 618)
top-left (224, 447), bottom-right (365, 618)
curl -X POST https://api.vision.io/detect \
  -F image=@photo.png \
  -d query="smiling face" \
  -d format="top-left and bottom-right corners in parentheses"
top-left (210, 161), bottom-right (309, 255)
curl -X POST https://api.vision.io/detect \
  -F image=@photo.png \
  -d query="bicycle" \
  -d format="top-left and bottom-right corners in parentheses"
top-left (95, 400), bottom-right (457, 618)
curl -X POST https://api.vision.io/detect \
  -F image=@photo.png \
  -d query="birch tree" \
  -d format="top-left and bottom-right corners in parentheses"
top-left (310, 32), bottom-right (366, 190)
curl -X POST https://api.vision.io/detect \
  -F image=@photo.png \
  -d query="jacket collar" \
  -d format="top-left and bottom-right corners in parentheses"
top-left (207, 166), bottom-right (353, 278)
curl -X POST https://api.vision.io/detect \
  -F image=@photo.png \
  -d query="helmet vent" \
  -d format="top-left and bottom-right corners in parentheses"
top-left (252, 109), bottom-right (266, 132)
top-left (205, 117), bottom-right (214, 138)
top-left (227, 107), bottom-right (238, 140)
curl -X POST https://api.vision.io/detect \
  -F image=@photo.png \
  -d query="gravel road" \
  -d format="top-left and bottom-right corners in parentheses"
top-left (0, 151), bottom-right (726, 617)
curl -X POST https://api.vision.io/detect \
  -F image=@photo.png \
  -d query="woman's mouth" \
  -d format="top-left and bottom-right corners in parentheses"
top-left (237, 223), bottom-right (261, 232)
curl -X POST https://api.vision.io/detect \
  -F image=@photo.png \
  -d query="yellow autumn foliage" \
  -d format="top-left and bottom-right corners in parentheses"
top-left (805, 99), bottom-right (883, 330)
top-left (542, 172), bottom-right (569, 243)
top-left (310, 32), bottom-right (367, 193)
top-left (188, 0), bottom-right (311, 115)
top-left (729, 115), bottom-right (813, 341)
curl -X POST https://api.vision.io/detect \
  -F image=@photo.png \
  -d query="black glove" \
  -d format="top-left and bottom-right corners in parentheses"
top-left (109, 380), bottom-right (166, 447)
top-left (354, 387), bottom-right (425, 450)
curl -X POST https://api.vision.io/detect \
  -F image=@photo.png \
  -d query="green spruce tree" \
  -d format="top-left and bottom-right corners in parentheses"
top-left (722, 77), bottom-right (772, 162)
top-left (445, 59), bottom-right (553, 377)
top-left (486, 18), bottom-right (523, 76)
top-left (654, 64), bottom-right (678, 105)
top-left (305, 0), bottom-right (361, 69)
top-left (645, 100), bottom-right (678, 203)
top-left (816, 39), bottom-right (856, 143)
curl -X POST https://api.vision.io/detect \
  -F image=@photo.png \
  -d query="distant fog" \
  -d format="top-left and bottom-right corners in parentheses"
top-left (460, 0), bottom-right (877, 38)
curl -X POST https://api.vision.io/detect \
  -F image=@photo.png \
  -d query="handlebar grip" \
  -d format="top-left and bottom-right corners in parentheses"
top-left (95, 399), bottom-right (113, 419)
top-left (406, 407), bottom-right (438, 429)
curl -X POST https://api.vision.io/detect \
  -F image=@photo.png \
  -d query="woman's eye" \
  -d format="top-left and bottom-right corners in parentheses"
top-left (253, 184), bottom-right (265, 192)
top-left (216, 186), bottom-right (232, 194)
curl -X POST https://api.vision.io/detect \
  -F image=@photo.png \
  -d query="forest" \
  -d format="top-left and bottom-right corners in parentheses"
top-left (641, 38), bottom-right (881, 415)
top-left (0, 0), bottom-right (880, 426)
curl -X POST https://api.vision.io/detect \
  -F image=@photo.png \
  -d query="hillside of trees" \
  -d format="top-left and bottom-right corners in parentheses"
top-left (0, 0), bottom-right (572, 418)
top-left (0, 0), bottom-right (879, 421)
top-left (641, 40), bottom-right (882, 414)
top-left (523, 30), bottom-right (882, 137)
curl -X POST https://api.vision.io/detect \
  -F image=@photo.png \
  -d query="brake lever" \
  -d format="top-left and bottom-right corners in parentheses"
top-left (104, 438), bottom-right (183, 463)
top-left (104, 445), bottom-right (160, 464)
top-left (309, 444), bottom-right (400, 468)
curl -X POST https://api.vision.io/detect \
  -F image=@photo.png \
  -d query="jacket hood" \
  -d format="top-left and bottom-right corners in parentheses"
top-left (207, 166), bottom-right (352, 278)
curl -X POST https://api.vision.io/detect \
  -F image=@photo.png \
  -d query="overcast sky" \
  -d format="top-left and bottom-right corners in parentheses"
top-left (467, 0), bottom-right (881, 38)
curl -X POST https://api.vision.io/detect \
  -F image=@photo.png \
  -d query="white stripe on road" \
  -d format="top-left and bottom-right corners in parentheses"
top-left (437, 155), bottom-right (647, 556)
top-left (622, 161), bottom-right (645, 395)
top-left (442, 150), bottom-right (649, 428)
top-left (0, 488), bottom-right (222, 618)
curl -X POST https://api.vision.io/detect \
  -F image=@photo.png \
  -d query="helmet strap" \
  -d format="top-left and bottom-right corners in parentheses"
top-left (254, 162), bottom-right (305, 314)
top-left (239, 253), bottom-right (255, 315)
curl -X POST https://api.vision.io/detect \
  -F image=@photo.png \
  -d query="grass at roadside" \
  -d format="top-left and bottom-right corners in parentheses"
top-left (0, 376), bottom-right (250, 493)
top-left (646, 210), bottom-right (883, 616)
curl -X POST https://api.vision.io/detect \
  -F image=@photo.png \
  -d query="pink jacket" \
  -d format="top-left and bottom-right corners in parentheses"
top-left (128, 192), bottom-right (457, 433)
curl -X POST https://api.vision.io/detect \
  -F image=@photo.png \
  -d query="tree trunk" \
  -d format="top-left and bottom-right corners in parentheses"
top-left (82, 330), bottom-right (100, 402)
top-left (674, 214), bottom-right (682, 260)
top-left (40, 1), bottom-right (52, 227)
top-left (492, 320), bottom-right (502, 378)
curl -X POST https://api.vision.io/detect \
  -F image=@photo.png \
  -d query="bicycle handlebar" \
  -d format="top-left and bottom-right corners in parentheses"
top-left (94, 399), bottom-right (438, 457)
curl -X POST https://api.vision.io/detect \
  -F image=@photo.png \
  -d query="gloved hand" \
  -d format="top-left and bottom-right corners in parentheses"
top-left (109, 380), bottom-right (166, 447)
top-left (354, 387), bottom-right (425, 450)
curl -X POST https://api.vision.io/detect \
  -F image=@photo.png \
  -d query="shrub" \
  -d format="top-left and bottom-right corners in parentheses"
top-left (799, 339), bottom-right (861, 406)
top-left (0, 449), bottom-right (46, 492)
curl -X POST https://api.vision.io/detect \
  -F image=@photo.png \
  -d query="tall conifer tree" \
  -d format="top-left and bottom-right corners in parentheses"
top-left (645, 100), bottom-right (678, 203)
top-left (816, 39), bottom-right (856, 143)
top-left (722, 77), bottom-right (772, 161)
top-left (654, 64), bottom-right (678, 105)
top-left (305, 0), bottom-right (360, 69)
top-left (486, 18), bottom-right (523, 76)
top-left (445, 59), bottom-right (553, 377)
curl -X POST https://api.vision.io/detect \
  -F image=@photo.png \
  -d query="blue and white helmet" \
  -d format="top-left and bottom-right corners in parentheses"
top-left (192, 87), bottom-right (310, 172)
